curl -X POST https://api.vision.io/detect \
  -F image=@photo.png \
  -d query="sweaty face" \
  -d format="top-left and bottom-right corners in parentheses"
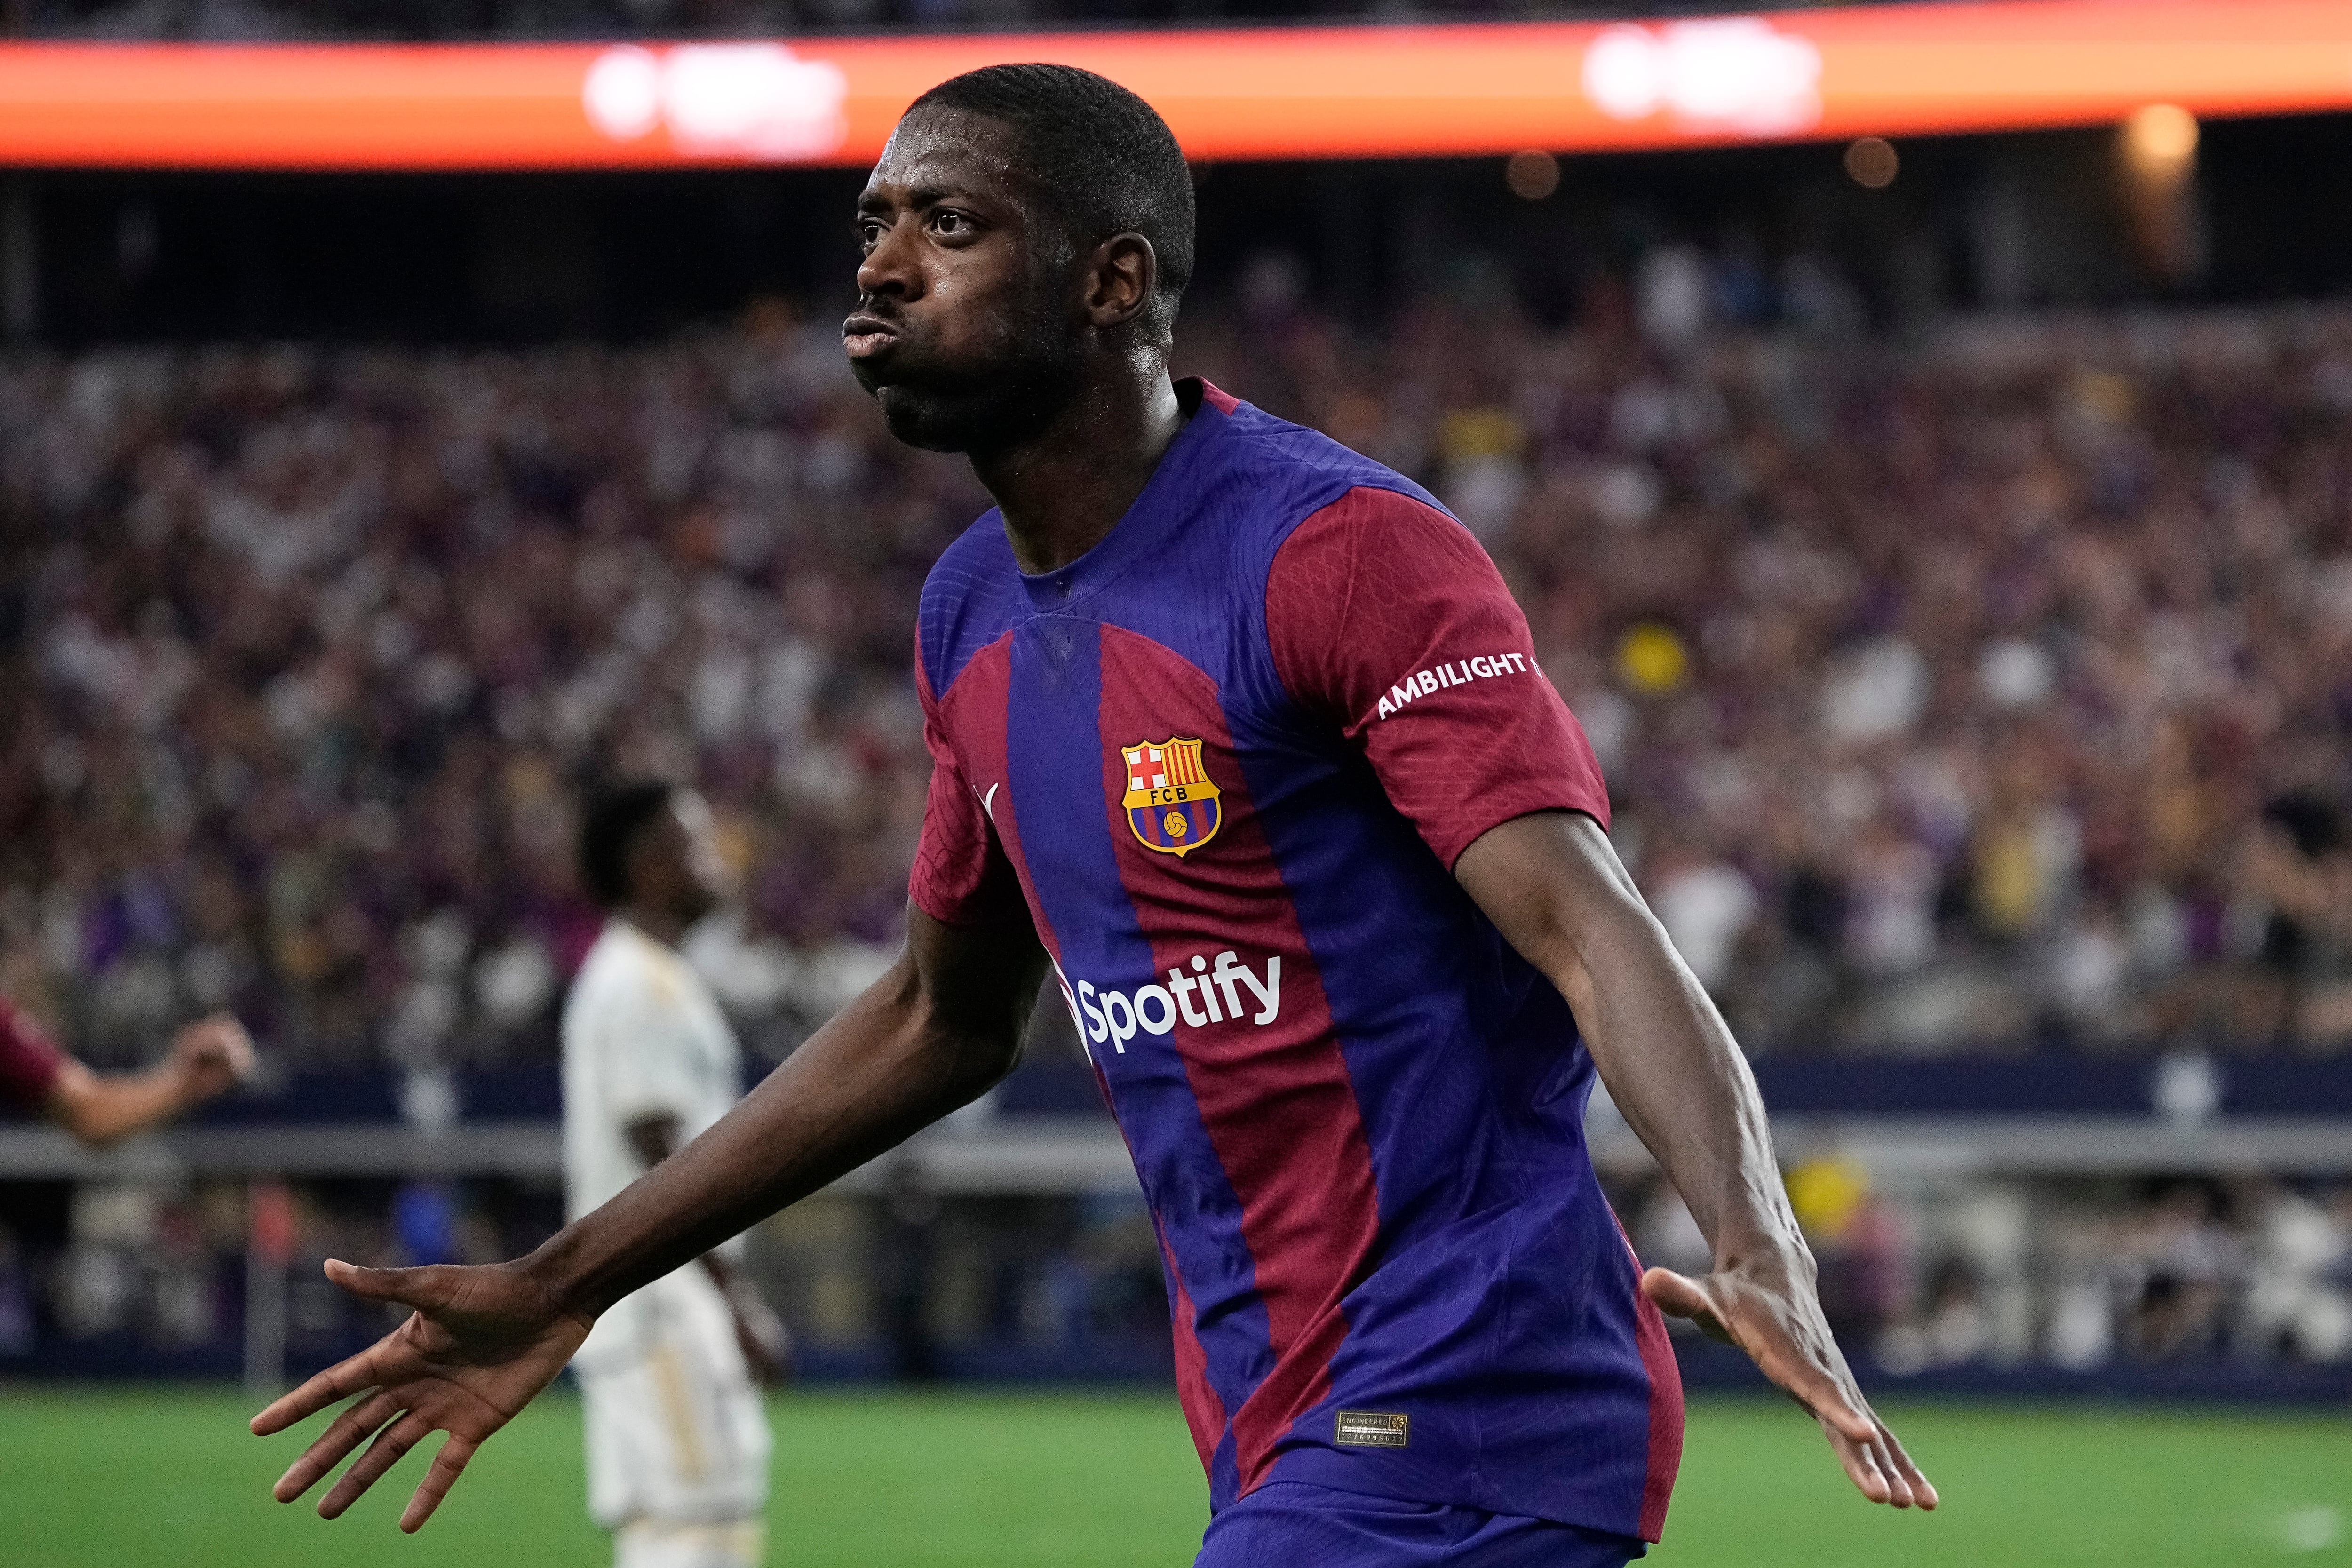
top-left (844, 109), bottom-right (1086, 454)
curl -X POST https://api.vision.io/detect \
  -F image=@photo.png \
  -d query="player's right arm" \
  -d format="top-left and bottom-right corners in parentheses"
top-left (623, 1112), bottom-right (791, 1383)
top-left (250, 902), bottom-right (1045, 1532)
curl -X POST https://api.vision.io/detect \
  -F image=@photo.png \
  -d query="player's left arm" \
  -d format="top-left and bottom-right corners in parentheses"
top-left (1265, 487), bottom-right (1930, 1509)
top-left (1455, 812), bottom-right (1936, 1511)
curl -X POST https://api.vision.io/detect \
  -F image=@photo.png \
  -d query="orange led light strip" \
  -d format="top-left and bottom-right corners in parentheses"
top-left (0, 0), bottom-right (2345, 169)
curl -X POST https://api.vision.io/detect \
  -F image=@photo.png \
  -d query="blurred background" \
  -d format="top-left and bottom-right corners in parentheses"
top-left (0, 1), bottom-right (2348, 1530)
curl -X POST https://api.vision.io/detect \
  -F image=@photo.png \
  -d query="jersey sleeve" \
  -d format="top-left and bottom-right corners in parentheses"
top-left (0, 995), bottom-right (66, 1114)
top-left (1265, 486), bottom-right (1610, 869)
top-left (907, 638), bottom-right (1025, 928)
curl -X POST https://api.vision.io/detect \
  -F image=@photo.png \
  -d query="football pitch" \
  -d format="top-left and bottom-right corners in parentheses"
top-left (1, 1387), bottom-right (2346, 1568)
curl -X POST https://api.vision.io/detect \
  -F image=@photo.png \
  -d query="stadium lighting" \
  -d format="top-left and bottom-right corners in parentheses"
top-left (0, 0), bottom-right (2344, 170)
top-left (2122, 103), bottom-right (2201, 175)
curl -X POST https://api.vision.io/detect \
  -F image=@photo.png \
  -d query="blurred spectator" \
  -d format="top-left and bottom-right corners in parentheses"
top-left (0, 993), bottom-right (255, 1145)
top-left (2241, 791), bottom-right (2352, 1048)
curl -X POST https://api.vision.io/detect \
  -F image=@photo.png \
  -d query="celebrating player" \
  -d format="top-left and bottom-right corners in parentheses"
top-left (253, 65), bottom-right (1934, 1563)
top-left (1, 993), bottom-right (254, 1147)
top-left (564, 782), bottom-right (786, 1568)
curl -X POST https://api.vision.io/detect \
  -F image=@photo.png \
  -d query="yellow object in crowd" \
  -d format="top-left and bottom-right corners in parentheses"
top-left (1786, 1154), bottom-right (1872, 1242)
top-left (1615, 622), bottom-right (1690, 696)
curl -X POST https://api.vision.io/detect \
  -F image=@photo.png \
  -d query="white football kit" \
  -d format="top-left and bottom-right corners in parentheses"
top-left (563, 918), bottom-right (771, 1568)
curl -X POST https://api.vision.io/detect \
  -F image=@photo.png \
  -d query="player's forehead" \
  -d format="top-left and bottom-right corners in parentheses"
top-left (857, 106), bottom-right (1031, 217)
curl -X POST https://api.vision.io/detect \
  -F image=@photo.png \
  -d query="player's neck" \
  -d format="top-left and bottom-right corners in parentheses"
top-left (970, 363), bottom-right (1184, 576)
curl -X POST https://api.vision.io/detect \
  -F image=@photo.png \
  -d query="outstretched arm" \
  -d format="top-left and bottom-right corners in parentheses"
top-left (1455, 809), bottom-right (1936, 1512)
top-left (47, 1013), bottom-right (255, 1147)
top-left (251, 904), bottom-right (1045, 1530)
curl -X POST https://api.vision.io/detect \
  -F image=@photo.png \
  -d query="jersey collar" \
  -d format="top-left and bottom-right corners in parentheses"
top-left (1016, 377), bottom-right (1231, 614)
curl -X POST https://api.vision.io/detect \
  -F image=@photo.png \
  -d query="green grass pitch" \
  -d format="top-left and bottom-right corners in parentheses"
top-left (1, 1386), bottom-right (2346, 1566)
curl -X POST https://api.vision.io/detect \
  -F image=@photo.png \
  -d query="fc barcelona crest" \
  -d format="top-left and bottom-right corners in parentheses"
top-left (1120, 737), bottom-right (1223, 858)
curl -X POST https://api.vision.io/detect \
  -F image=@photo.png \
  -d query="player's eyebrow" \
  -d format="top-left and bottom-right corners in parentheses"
top-left (857, 182), bottom-right (977, 217)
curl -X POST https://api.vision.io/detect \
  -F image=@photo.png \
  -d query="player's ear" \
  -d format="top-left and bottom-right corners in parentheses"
top-left (1083, 232), bottom-right (1158, 330)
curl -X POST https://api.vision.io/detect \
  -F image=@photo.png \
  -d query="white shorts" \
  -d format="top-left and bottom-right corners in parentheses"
top-left (578, 1273), bottom-right (771, 1538)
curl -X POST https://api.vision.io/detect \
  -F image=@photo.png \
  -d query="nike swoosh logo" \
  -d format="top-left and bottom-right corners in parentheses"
top-left (981, 783), bottom-right (1000, 820)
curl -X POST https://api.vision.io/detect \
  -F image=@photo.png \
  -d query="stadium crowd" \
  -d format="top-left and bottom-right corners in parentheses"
top-left (3, 289), bottom-right (2352, 1082)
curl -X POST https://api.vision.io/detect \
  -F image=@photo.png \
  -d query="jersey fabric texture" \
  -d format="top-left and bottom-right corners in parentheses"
top-left (909, 380), bottom-right (1683, 1542)
top-left (0, 996), bottom-right (64, 1114)
top-left (562, 918), bottom-right (771, 1540)
top-left (1198, 1481), bottom-right (1644, 1568)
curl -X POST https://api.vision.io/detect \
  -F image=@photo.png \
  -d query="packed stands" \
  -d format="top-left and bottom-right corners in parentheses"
top-left (5, 292), bottom-right (2350, 1077)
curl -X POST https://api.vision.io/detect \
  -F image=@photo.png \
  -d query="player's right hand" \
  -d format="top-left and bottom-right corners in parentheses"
top-left (249, 1259), bottom-right (593, 1532)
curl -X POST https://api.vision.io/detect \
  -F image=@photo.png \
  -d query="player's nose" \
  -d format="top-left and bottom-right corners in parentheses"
top-left (854, 218), bottom-right (923, 302)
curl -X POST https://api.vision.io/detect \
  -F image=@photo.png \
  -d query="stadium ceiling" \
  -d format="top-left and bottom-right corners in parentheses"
top-left (0, 0), bottom-right (2344, 170)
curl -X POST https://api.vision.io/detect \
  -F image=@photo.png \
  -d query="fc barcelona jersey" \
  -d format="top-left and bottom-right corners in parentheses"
top-left (910, 380), bottom-right (1684, 1541)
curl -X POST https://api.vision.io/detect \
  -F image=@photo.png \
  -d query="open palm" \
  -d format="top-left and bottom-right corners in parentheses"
top-left (250, 1259), bottom-right (593, 1531)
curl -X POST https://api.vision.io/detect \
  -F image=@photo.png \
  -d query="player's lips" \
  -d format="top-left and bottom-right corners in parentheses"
top-left (842, 313), bottom-right (899, 359)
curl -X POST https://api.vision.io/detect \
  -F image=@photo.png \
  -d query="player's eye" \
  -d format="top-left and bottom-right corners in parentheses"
top-left (930, 209), bottom-right (974, 239)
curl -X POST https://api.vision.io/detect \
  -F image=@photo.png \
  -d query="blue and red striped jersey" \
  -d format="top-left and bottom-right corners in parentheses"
top-left (910, 381), bottom-right (1683, 1541)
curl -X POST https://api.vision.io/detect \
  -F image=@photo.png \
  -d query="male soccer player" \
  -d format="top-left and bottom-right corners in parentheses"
top-left (254, 66), bottom-right (1934, 1564)
top-left (566, 783), bottom-right (785, 1568)
top-left (1, 993), bottom-right (254, 1146)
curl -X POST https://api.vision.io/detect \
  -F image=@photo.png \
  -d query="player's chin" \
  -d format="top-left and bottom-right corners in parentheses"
top-left (870, 385), bottom-right (1003, 454)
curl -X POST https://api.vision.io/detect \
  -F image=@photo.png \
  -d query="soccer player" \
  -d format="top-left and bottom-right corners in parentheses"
top-left (566, 783), bottom-right (785, 1568)
top-left (1, 993), bottom-right (254, 1147)
top-left (253, 66), bottom-right (1935, 1563)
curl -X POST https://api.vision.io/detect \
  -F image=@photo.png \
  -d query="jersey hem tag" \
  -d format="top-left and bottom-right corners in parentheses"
top-left (1334, 1411), bottom-right (1410, 1448)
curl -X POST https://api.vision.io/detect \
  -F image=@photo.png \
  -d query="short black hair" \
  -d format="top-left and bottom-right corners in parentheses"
top-left (578, 781), bottom-right (675, 908)
top-left (908, 64), bottom-right (1195, 334)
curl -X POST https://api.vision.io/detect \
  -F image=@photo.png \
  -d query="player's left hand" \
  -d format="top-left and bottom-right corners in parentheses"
top-left (1643, 1249), bottom-right (1938, 1512)
top-left (167, 1012), bottom-right (255, 1103)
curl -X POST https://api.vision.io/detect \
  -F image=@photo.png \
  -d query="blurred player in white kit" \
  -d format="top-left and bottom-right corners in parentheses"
top-left (565, 782), bottom-right (786, 1568)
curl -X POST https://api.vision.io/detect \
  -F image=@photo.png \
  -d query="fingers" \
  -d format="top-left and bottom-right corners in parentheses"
top-left (1639, 1267), bottom-right (1732, 1344)
top-left (174, 1014), bottom-right (251, 1068)
top-left (1768, 1353), bottom-right (1878, 1447)
top-left (252, 1345), bottom-right (388, 1435)
top-left (319, 1411), bottom-right (432, 1519)
top-left (1825, 1419), bottom-right (1896, 1505)
top-left (1875, 1415), bottom-right (1939, 1510)
top-left (210, 1015), bottom-right (258, 1076)
top-left (324, 1258), bottom-right (452, 1309)
top-left (271, 1390), bottom-right (397, 1501)
top-left (1823, 1409), bottom-right (1933, 1510)
top-left (399, 1435), bottom-right (479, 1534)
